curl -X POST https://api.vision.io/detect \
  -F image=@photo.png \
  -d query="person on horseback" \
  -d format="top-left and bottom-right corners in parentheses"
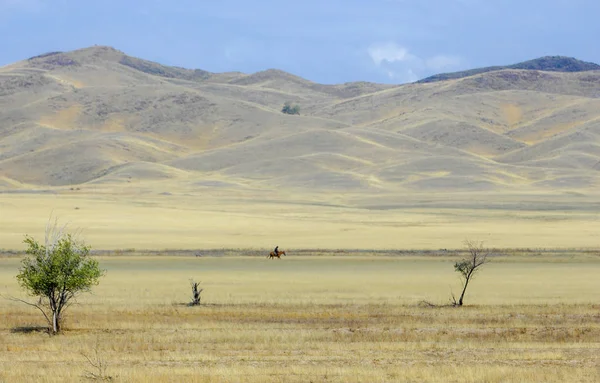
top-left (274, 246), bottom-right (279, 257)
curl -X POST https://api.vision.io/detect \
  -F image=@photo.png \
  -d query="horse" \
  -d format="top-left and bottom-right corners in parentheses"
top-left (267, 250), bottom-right (286, 259)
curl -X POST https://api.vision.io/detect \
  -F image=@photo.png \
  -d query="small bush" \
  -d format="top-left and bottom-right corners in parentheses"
top-left (282, 102), bottom-right (300, 115)
top-left (14, 218), bottom-right (105, 334)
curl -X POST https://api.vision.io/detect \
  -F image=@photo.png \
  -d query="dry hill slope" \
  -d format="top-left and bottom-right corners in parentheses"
top-left (418, 55), bottom-right (600, 83)
top-left (1, 46), bottom-right (599, 193)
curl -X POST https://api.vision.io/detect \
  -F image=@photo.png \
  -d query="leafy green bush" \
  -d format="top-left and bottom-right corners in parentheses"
top-left (16, 221), bottom-right (105, 334)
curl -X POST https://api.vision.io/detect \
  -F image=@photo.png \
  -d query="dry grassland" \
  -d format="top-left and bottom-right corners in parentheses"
top-left (1, 193), bottom-right (600, 251)
top-left (1, 255), bottom-right (599, 382)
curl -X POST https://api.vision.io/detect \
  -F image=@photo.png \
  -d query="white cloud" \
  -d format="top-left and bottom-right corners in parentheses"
top-left (367, 42), bottom-right (416, 66)
top-left (368, 41), bottom-right (463, 83)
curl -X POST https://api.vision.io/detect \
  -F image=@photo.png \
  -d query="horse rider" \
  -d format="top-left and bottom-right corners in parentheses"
top-left (274, 245), bottom-right (279, 257)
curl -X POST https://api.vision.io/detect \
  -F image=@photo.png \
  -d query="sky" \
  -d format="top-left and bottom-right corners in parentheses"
top-left (1, 0), bottom-right (599, 84)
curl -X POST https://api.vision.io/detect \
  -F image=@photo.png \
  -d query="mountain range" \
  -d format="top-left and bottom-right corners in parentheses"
top-left (1, 46), bottom-right (599, 195)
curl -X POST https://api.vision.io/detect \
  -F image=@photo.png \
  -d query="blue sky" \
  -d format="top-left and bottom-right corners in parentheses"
top-left (1, 0), bottom-right (599, 84)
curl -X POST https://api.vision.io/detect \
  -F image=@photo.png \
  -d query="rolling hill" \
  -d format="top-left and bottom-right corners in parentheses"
top-left (1, 46), bottom-right (600, 195)
top-left (418, 56), bottom-right (600, 83)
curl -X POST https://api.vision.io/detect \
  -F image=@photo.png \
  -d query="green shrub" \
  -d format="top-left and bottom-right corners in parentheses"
top-left (15, 221), bottom-right (105, 334)
top-left (282, 102), bottom-right (300, 115)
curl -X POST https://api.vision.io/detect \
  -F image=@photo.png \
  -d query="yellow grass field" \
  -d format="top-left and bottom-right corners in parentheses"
top-left (3, 44), bottom-right (600, 383)
top-left (1, 255), bottom-right (600, 382)
top-left (1, 192), bottom-right (600, 251)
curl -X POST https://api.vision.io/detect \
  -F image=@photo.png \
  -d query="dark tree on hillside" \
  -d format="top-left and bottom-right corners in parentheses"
top-left (282, 102), bottom-right (300, 115)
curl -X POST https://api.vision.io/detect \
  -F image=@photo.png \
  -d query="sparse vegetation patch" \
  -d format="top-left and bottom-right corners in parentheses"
top-left (28, 53), bottom-right (79, 68)
top-left (27, 51), bottom-right (64, 60)
top-left (119, 56), bottom-right (210, 81)
top-left (1, 254), bottom-right (600, 382)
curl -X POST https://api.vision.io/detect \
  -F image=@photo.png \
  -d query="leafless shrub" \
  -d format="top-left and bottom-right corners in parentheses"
top-left (81, 337), bottom-right (113, 381)
top-left (451, 239), bottom-right (490, 306)
top-left (189, 279), bottom-right (203, 306)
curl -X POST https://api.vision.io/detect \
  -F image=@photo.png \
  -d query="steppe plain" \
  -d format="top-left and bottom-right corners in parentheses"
top-left (1, 47), bottom-right (600, 382)
top-left (1, 46), bottom-right (600, 250)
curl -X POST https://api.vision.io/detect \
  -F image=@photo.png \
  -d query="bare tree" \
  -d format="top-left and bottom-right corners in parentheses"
top-left (190, 279), bottom-right (203, 306)
top-left (81, 337), bottom-right (113, 381)
top-left (451, 239), bottom-right (490, 306)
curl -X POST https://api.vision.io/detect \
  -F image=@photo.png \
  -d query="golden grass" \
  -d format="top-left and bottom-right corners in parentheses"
top-left (38, 104), bottom-right (83, 130)
top-left (45, 74), bottom-right (85, 89)
top-left (1, 255), bottom-right (599, 382)
top-left (1, 193), bottom-right (600, 251)
top-left (517, 120), bottom-right (597, 145)
top-left (501, 103), bottom-right (523, 130)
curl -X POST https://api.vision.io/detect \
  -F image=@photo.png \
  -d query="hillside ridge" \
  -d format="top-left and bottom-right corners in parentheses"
top-left (1, 46), bottom-right (600, 194)
top-left (418, 56), bottom-right (600, 83)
